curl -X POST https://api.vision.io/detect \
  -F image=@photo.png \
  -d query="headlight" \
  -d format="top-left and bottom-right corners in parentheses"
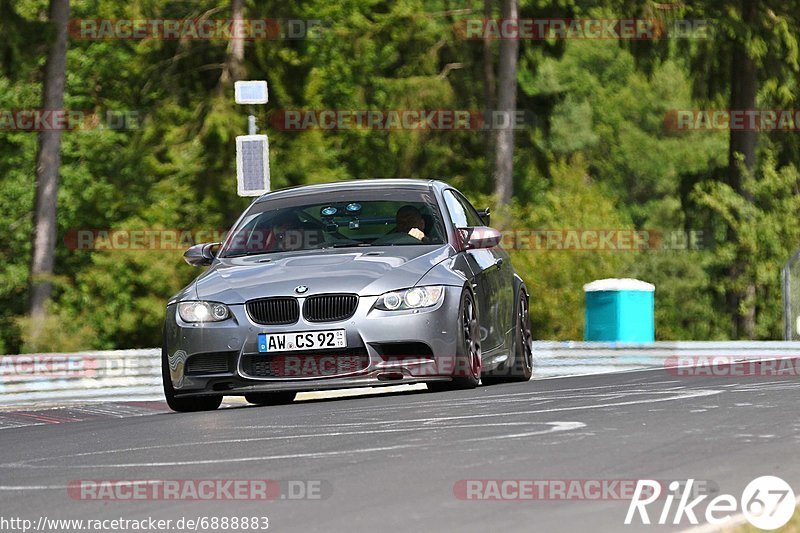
top-left (178, 301), bottom-right (231, 322)
top-left (375, 286), bottom-right (444, 311)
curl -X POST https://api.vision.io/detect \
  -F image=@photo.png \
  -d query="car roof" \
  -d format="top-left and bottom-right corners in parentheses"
top-left (255, 179), bottom-right (452, 203)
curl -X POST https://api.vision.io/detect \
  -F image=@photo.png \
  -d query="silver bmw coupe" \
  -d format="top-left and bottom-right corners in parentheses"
top-left (162, 179), bottom-right (533, 411)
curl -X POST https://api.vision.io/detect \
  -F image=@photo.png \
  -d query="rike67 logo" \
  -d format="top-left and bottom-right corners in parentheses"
top-left (625, 476), bottom-right (795, 530)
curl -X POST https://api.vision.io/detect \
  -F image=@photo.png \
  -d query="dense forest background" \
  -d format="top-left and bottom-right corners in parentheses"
top-left (1, 0), bottom-right (799, 354)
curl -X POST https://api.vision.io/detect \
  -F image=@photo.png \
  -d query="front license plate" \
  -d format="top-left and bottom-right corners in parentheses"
top-left (258, 330), bottom-right (346, 353)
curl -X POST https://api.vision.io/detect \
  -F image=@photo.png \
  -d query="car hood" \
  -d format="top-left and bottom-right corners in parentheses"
top-left (193, 245), bottom-right (454, 303)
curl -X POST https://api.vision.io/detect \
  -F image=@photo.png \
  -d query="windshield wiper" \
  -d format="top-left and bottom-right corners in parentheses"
top-left (323, 242), bottom-right (372, 249)
top-left (223, 242), bottom-right (372, 256)
top-left (221, 250), bottom-right (273, 258)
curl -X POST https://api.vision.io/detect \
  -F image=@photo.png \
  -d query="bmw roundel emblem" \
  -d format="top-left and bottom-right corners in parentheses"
top-left (295, 285), bottom-right (309, 294)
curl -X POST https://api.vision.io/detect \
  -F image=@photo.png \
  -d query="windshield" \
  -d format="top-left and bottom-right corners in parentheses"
top-left (219, 189), bottom-right (447, 257)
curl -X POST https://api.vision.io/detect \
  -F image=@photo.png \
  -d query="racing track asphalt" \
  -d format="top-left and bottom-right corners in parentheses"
top-left (1, 365), bottom-right (798, 533)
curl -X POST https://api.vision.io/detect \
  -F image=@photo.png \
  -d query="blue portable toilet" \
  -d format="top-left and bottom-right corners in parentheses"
top-left (583, 278), bottom-right (655, 342)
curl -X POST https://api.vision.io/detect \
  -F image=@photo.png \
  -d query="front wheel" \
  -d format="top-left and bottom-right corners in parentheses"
top-left (428, 290), bottom-right (481, 392)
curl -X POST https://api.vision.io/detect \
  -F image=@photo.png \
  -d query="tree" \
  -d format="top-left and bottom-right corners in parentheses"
top-left (482, 0), bottom-right (497, 113)
top-left (492, 0), bottom-right (519, 205)
top-left (219, 0), bottom-right (245, 87)
top-left (29, 0), bottom-right (69, 336)
top-left (698, 0), bottom-right (798, 338)
top-left (618, 0), bottom-right (800, 338)
top-left (1, 0), bottom-right (799, 352)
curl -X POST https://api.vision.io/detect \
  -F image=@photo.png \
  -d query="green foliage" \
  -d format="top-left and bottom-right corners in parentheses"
top-left (501, 159), bottom-right (634, 340)
top-left (1, 0), bottom-right (800, 352)
top-left (692, 153), bottom-right (800, 339)
top-left (625, 251), bottom-right (728, 340)
top-left (519, 40), bottom-right (728, 223)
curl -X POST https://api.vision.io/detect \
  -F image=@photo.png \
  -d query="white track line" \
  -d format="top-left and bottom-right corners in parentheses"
top-left (0, 389), bottom-right (717, 469)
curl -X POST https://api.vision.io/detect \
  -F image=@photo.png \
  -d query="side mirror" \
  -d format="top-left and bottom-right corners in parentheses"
top-left (184, 242), bottom-right (219, 266)
top-left (477, 208), bottom-right (490, 226)
top-left (459, 226), bottom-right (502, 250)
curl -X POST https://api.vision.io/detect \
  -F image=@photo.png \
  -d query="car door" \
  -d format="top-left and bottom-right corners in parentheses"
top-left (442, 189), bottom-right (510, 352)
top-left (453, 191), bottom-right (514, 350)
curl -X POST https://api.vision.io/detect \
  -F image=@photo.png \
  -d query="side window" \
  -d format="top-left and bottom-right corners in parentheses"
top-left (443, 190), bottom-right (469, 227)
top-left (443, 190), bottom-right (483, 227)
top-left (455, 192), bottom-right (485, 227)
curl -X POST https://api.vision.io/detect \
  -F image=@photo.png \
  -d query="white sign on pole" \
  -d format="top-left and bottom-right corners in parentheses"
top-left (236, 134), bottom-right (270, 197)
top-left (234, 81), bottom-right (269, 104)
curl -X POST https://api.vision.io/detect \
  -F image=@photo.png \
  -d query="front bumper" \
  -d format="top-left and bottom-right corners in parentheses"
top-left (164, 287), bottom-right (463, 397)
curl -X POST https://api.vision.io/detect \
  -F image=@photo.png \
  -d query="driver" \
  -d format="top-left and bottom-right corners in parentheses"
top-left (395, 205), bottom-right (426, 241)
top-left (263, 211), bottom-right (303, 251)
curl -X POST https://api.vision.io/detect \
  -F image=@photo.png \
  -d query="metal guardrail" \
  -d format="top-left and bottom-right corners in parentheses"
top-left (2, 342), bottom-right (800, 405)
top-left (0, 349), bottom-right (161, 404)
top-left (532, 341), bottom-right (800, 377)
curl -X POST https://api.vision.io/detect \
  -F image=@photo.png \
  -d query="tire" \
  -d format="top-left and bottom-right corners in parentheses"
top-left (483, 290), bottom-right (533, 384)
top-left (245, 392), bottom-right (297, 406)
top-left (428, 290), bottom-right (481, 391)
top-left (162, 340), bottom-right (222, 412)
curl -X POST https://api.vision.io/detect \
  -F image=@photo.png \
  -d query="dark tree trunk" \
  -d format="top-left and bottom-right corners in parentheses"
top-left (482, 0), bottom-right (496, 113)
top-left (482, 0), bottom-right (497, 176)
top-left (29, 0), bottom-right (70, 332)
top-left (219, 0), bottom-right (245, 86)
top-left (492, 0), bottom-right (518, 205)
top-left (726, 0), bottom-right (758, 339)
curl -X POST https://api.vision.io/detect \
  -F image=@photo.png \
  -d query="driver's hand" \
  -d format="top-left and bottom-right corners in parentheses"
top-left (408, 228), bottom-right (425, 241)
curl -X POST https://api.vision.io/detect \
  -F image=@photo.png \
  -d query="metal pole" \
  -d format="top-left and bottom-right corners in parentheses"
top-left (782, 250), bottom-right (800, 340)
top-left (783, 264), bottom-right (791, 340)
top-left (248, 104), bottom-right (257, 135)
